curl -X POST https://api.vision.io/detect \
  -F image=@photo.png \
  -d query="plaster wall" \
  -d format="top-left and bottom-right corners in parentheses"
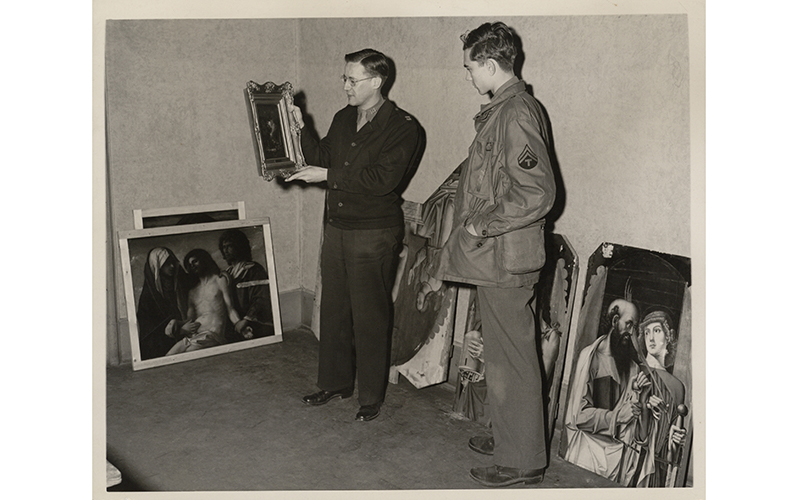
top-left (294, 14), bottom-right (690, 267)
top-left (105, 15), bottom-right (691, 366)
top-left (292, 15), bottom-right (691, 386)
top-left (105, 19), bottom-right (302, 363)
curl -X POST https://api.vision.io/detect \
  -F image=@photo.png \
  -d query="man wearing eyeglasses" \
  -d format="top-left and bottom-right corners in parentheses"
top-left (286, 49), bottom-right (423, 423)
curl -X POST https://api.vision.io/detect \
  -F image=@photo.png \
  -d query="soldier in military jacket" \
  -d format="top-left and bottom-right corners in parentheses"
top-left (432, 22), bottom-right (556, 487)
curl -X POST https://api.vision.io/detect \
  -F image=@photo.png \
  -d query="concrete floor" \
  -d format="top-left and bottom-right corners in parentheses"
top-left (106, 327), bottom-right (617, 492)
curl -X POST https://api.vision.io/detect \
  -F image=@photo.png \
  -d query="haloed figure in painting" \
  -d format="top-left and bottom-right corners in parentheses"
top-left (136, 247), bottom-right (187, 360)
top-left (166, 249), bottom-right (242, 355)
top-left (635, 310), bottom-right (688, 487)
top-left (564, 301), bottom-right (689, 487)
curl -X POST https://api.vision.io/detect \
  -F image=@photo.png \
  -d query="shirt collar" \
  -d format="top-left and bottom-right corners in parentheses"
top-left (358, 96), bottom-right (385, 122)
top-left (354, 97), bottom-right (394, 132)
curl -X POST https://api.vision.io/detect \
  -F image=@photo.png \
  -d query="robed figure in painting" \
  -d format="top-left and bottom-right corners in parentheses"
top-left (563, 298), bottom-right (647, 486)
top-left (219, 229), bottom-right (275, 340)
top-left (635, 310), bottom-right (688, 487)
top-left (136, 247), bottom-right (187, 360)
top-left (560, 243), bottom-right (692, 487)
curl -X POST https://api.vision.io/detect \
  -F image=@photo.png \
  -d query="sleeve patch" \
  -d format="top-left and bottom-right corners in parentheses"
top-left (518, 144), bottom-right (538, 170)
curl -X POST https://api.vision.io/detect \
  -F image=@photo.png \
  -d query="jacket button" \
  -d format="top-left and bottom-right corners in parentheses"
top-left (476, 242), bottom-right (483, 248)
top-left (344, 161), bottom-right (350, 166)
top-left (338, 202), bottom-right (343, 207)
top-left (481, 230), bottom-right (487, 236)
top-left (351, 142), bottom-right (356, 147)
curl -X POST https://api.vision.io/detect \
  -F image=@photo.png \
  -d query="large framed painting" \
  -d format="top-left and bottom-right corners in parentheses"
top-left (244, 81), bottom-right (306, 181)
top-left (133, 201), bottom-right (246, 230)
top-left (389, 232), bottom-right (457, 388)
top-left (118, 218), bottom-right (283, 371)
top-left (558, 242), bottom-right (692, 488)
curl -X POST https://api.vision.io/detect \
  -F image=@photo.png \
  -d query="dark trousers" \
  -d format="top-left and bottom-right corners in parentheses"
top-left (478, 285), bottom-right (548, 470)
top-left (318, 224), bottom-right (404, 406)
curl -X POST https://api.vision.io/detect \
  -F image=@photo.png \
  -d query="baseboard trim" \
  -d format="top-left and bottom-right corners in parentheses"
top-left (278, 287), bottom-right (315, 331)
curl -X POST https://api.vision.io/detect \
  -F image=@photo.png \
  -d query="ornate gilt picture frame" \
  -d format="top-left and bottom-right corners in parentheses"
top-left (244, 81), bottom-right (306, 180)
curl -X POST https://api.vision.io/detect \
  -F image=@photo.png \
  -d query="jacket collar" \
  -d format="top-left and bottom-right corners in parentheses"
top-left (474, 77), bottom-right (526, 121)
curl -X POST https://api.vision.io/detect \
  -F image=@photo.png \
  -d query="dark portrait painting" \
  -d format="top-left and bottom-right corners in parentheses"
top-left (255, 102), bottom-right (286, 160)
top-left (244, 80), bottom-right (306, 180)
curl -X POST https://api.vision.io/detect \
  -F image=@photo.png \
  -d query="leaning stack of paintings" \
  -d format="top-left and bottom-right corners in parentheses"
top-left (389, 172), bottom-right (460, 388)
top-left (558, 242), bottom-right (692, 488)
top-left (536, 234), bottom-right (579, 442)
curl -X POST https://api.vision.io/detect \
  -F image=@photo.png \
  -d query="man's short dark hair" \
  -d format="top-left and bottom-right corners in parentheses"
top-left (218, 229), bottom-right (252, 262)
top-left (345, 48), bottom-right (390, 83)
top-left (461, 22), bottom-right (517, 73)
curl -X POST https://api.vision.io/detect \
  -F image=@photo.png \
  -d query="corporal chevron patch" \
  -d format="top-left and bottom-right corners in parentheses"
top-left (518, 144), bottom-right (538, 170)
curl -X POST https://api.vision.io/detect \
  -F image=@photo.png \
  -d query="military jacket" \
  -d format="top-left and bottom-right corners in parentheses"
top-left (434, 78), bottom-right (556, 288)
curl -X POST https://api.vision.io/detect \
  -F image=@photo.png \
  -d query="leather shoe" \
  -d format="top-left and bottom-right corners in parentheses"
top-left (469, 465), bottom-right (545, 487)
top-left (355, 404), bottom-right (380, 421)
top-left (302, 388), bottom-right (353, 406)
top-left (468, 435), bottom-right (494, 455)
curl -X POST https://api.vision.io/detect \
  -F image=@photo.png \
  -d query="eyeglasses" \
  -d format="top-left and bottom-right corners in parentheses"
top-left (340, 74), bottom-right (375, 87)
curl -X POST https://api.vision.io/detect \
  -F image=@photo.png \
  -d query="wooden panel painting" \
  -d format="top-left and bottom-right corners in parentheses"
top-left (449, 285), bottom-right (487, 423)
top-left (558, 242), bottom-right (692, 488)
top-left (536, 233), bottom-right (579, 442)
top-left (389, 174), bottom-right (459, 388)
top-left (390, 233), bottom-right (456, 388)
top-left (449, 233), bottom-right (579, 444)
top-left (119, 219), bottom-right (283, 371)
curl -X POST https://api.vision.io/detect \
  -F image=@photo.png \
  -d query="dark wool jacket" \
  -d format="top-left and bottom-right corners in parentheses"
top-left (301, 99), bottom-right (422, 230)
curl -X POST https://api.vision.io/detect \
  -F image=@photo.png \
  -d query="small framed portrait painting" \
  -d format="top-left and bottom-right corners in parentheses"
top-left (244, 81), bottom-right (306, 180)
